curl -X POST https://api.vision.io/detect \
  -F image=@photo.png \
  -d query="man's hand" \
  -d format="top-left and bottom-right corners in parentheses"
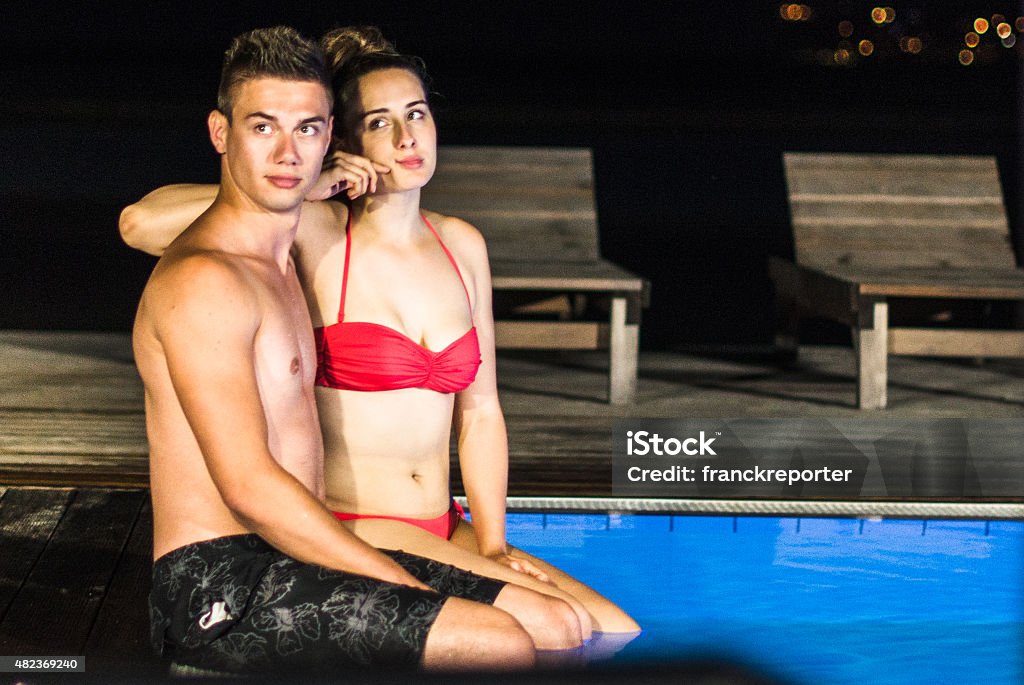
top-left (307, 151), bottom-right (390, 201)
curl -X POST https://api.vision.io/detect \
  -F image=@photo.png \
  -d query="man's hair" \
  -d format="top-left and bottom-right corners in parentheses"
top-left (217, 26), bottom-right (332, 121)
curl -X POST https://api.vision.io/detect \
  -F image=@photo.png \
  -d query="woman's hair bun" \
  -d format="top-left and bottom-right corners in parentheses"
top-left (320, 26), bottom-right (398, 74)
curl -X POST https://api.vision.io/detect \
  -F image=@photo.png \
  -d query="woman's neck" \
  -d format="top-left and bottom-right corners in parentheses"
top-left (350, 188), bottom-right (424, 242)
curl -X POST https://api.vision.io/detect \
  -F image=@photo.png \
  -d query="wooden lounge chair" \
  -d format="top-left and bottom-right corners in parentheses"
top-left (769, 152), bottom-right (1024, 409)
top-left (422, 146), bottom-right (649, 404)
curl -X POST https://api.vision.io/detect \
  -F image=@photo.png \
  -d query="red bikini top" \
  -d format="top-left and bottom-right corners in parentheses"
top-left (313, 214), bottom-right (481, 393)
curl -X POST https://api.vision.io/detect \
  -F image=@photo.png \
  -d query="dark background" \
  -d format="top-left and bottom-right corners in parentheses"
top-left (2, 1), bottom-right (1020, 349)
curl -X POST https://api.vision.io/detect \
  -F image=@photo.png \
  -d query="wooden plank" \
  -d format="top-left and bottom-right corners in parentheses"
top-left (0, 466), bottom-right (149, 489)
top-left (495, 321), bottom-right (605, 349)
top-left (889, 328), bottom-right (1024, 357)
top-left (0, 409), bottom-right (147, 459)
top-left (433, 146), bottom-right (594, 182)
top-left (423, 188), bottom-right (595, 214)
top-left (491, 260), bottom-right (645, 292)
top-left (459, 216), bottom-right (601, 263)
top-left (0, 488), bottom-right (145, 655)
top-left (0, 488), bottom-right (73, 622)
top-left (791, 201), bottom-right (1008, 227)
top-left (799, 248), bottom-right (1019, 271)
top-left (855, 300), bottom-right (889, 410)
top-left (798, 265), bottom-right (1024, 299)
top-left (784, 153), bottom-right (1004, 198)
top-left (85, 497), bottom-right (159, 676)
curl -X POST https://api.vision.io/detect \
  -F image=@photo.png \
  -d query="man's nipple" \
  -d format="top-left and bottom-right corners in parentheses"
top-left (290, 357), bottom-right (301, 375)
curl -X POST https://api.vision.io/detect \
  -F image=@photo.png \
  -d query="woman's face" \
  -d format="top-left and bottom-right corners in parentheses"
top-left (348, 67), bottom-right (436, 193)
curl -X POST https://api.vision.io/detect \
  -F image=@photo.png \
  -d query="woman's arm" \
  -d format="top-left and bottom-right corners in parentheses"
top-left (119, 184), bottom-right (216, 255)
top-left (448, 218), bottom-right (550, 582)
top-left (119, 152), bottom-right (389, 255)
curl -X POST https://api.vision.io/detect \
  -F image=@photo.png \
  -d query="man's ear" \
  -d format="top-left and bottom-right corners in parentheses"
top-left (324, 116), bottom-right (334, 155)
top-left (208, 109), bottom-right (229, 154)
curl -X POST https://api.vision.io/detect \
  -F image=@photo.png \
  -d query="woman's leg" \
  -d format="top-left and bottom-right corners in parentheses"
top-left (449, 519), bottom-right (641, 634)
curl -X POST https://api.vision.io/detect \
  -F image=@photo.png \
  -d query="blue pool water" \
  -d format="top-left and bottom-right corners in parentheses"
top-left (504, 513), bottom-right (1024, 685)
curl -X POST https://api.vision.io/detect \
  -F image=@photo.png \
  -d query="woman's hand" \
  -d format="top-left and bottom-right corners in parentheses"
top-left (486, 550), bottom-right (552, 584)
top-left (306, 151), bottom-right (390, 201)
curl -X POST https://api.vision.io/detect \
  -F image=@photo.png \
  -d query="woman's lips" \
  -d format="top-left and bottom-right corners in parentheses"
top-left (396, 157), bottom-right (424, 170)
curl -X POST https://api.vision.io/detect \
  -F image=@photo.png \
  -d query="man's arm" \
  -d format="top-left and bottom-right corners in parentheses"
top-left (153, 256), bottom-right (429, 588)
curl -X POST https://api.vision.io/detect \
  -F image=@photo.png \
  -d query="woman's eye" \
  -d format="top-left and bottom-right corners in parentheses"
top-left (299, 124), bottom-right (319, 136)
top-left (368, 118), bottom-right (388, 131)
top-left (408, 109), bottom-right (425, 121)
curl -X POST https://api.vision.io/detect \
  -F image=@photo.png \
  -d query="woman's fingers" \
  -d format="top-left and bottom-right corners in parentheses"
top-left (325, 151), bottom-right (390, 198)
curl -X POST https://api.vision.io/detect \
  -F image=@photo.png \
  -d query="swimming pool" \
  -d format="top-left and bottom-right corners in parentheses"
top-left (504, 512), bottom-right (1024, 685)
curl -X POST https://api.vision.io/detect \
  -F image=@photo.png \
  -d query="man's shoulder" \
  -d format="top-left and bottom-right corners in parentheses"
top-left (157, 245), bottom-right (252, 290)
top-left (146, 246), bottom-right (261, 323)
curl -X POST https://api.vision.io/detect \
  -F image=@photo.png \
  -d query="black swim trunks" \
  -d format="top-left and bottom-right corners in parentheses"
top-left (150, 535), bottom-right (505, 673)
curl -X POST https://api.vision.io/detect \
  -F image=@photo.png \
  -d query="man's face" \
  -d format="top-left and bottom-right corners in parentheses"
top-left (210, 77), bottom-right (332, 213)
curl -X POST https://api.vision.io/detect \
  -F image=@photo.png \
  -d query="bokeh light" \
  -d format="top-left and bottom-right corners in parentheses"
top-left (858, 39), bottom-right (874, 56)
top-left (871, 7), bottom-right (886, 24)
top-left (1002, 34), bottom-right (1017, 48)
top-left (780, 4), bottom-right (812, 21)
top-left (996, 22), bottom-right (1012, 39)
top-left (833, 48), bottom-right (852, 65)
top-left (899, 36), bottom-right (922, 54)
top-left (1016, 17), bottom-right (1024, 32)
top-left (838, 20), bottom-right (854, 37)
top-left (965, 31), bottom-right (980, 48)
top-left (974, 18), bottom-right (989, 34)
top-left (958, 49), bottom-right (975, 65)
top-left (883, 7), bottom-right (895, 23)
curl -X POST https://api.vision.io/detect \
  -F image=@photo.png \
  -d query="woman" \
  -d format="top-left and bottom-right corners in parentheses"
top-left (121, 26), bottom-right (639, 639)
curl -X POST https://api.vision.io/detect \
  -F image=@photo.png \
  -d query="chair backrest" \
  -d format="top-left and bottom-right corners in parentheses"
top-left (421, 146), bottom-right (600, 263)
top-left (783, 152), bottom-right (1015, 269)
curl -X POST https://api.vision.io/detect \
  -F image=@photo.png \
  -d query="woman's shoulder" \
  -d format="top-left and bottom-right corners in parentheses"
top-left (422, 210), bottom-right (487, 259)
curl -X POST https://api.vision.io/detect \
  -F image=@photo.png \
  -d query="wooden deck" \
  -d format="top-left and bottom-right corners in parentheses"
top-left (0, 330), bottom-right (1022, 675)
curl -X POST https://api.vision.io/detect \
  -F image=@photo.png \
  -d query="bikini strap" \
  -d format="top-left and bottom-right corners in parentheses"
top-left (422, 215), bottom-right (473, 309)
top-left (337, 211), bottom-right (353, 324)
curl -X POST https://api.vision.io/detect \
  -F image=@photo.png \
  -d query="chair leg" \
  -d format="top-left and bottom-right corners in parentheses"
top-left (854, 300), bottom-right (889, 409)
top-left (608, 296), bottom-right (638, 404)
top-left (773, 286), bottom-right (799, 363)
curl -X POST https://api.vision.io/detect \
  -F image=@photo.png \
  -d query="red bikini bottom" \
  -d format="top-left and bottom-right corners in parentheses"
top-left (332, 499), bottom-right (466, 540)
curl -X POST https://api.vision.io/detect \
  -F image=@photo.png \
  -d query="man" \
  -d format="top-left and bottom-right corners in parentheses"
top-left (134, 27), bottom-right (559, 674)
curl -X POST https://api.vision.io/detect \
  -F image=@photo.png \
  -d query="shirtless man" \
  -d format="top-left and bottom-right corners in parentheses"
top-left (134, 27), bottom-right (557, 674)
